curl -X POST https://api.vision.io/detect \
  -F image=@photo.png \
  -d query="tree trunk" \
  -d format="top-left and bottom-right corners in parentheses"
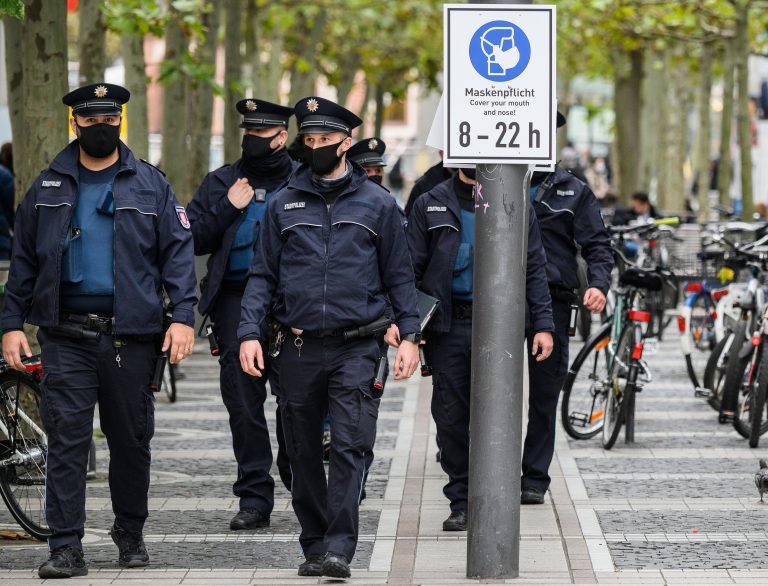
top-left (639, 51), bottom-right (662, 194)
top-left (373, 85), bottom-right (385, 138)
top-left (556, 75), bottom-right (572, 158)
top-left (185, 0), bottom-right (221, 202)
top-left (223, 0), bottom-right (243, 164)
top-left (3, 15), bottom-right (24, 203)
top-left (717, 39), bottom-right (736, 206)
top-left (245, 0), bottom-right (259, 96)
top-left (77, 0), bottom-right (106, 84)
top-left (653, 51), bottom-right (670, 209)
top-left (123, 34), bottom-right (148, 160)
top-left (734, 3), bottom-right (753, 220)
top-left (613, 48), bottom-right (644, 200)
top-left (694, 42), bottom-right (714, 221)
top-left (263, 31), bottom-right (283, 104)
top-left (356, 81), bottom-right (371, 140)
top-left (161, 14), bottom-right (188, 200)
top-left (17, 0), bottom-right (68, 202)
top-left (335, 56), bottom-right (360, 107)
top-left (287, 12), bottom-right (327, 106)
top-left (664, 55), bottom-right (688, 213)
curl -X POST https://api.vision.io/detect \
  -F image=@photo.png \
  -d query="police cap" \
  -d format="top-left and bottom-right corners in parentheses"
top-left (347, 137), bottom-right (387, 167)
top-left (294, 96), bottom-right (362, 135)
top-left (62, 83), bottom-right (130, 117)
top-left (237, 98), bottom-right (293, 130)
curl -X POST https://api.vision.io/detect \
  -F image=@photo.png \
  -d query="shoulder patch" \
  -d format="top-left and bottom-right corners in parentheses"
top-left (140, 159), bottom-right (166, 177)
top-left (284, 202), bottom-right (306, 210)
top-left (175, 205), bottom-right (191, 229)
top-left (41, 180), bottom-right (62, 188)
top-left (426, 206), bottom-right (447, 213)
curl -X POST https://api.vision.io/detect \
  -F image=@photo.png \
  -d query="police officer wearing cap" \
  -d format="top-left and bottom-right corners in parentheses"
top-left (521, 112), bottom-right (613, 505)
top-left (187, 98), bottom-right (295, 530)
top-left (1, 83), bottom-right (197, 578)
top-left (347, 137), bottom-right (386, 185)
top-left (405, 166), bottom-right (555, 531)
top-left (238, 96), bottom-right (421, 579)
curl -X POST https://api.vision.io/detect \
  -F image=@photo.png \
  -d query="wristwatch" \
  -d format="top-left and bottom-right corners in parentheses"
top-left (401, 332), bottom-right (422, 344)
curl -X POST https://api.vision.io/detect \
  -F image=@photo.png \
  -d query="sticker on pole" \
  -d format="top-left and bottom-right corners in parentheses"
top-left (444, 4), bottom-right (556, 166)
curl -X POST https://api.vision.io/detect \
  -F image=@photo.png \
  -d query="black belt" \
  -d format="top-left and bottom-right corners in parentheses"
top-left (549, 285), bottom-right (577, 302)
top-left (452, 301), bottom-right (473, 320)
top-left (59, 312), bottom-right (114, 334)
top-left (299, 328), bottom-right (345, 339)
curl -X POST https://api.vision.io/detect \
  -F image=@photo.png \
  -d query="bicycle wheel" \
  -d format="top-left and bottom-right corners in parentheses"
top-left (734, 344), bottom-right (760, 439)
top-left (720, 322), bottom-right (749, 422)
top-left (163, 364), bottom-right (177, 403)
top-left (750, 348), bottom-right (768, 447)
top-left (0, 371), bottom-right (50, 540)
top-left (690, 293), bottom-right (717, 352)
top-left (704, 333), bottom-right (733, 411)
top-left (602, 325), bottom-right (633, 450)
top-left (561, 321), bottom-right (612, 439)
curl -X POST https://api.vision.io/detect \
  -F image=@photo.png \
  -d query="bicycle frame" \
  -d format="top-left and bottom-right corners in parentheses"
top-left (0, 371), bottom-right (47, 468)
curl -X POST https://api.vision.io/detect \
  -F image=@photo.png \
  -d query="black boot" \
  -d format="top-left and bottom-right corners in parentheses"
top-left (110, 524), bottom-right (150, 568)
top-left (521, 487), bottom-right (546, 505)
top-left (38, 546), bottom-right (88, 579)
top-left (442, 510), bottom-right (467, 531)
top-left (229, 508), bottom-right (270, 530)
top-left (298, 554), bottom-right (324, 576)
top-left (321, 552), bottom-right (351, 578)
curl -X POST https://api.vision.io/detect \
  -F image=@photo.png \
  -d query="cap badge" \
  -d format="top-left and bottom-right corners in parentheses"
top-left (306, 98), bottom-right (319, 113)
top-left (245, 100), bottom-right (257, 111)
top-left (368, 139), bottom-right (378, 151)
top-left (94, 85), bottom-right (108, 98)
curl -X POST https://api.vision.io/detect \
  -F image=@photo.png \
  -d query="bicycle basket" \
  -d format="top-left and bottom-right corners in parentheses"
top-left (670, 251), bottom-right (730, 282)
top-left (619, 267), bottom-right (664, 291)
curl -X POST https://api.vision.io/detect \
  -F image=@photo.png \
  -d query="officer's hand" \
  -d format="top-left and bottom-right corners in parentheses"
top-left (240, 340), bottom-right (264, 377)
top-left (2, 331), bottom-right (32, 372)
top-left (384, 324), bottom-right (400, 348)
top-left (583, 287), bottom-right (607, 314)
top-left (532, 332), bottom-right (554, 362)
top-left (163, 323), bottom-right (195, 364)
top-left (393, 340), bottom-right (419, 380)
top-left (227, 178), bottom-right (255, 210)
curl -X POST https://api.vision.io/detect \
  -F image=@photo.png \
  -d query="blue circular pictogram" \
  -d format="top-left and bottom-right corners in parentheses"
top-left (468, 20), bottom-right (531, 82)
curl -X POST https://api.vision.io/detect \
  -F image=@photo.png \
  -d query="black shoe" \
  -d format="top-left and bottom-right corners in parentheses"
top-left (110, 524), bottom-right (149, 568)
top-left (229, 508), bottom-right (270, 530)
top-left (298, 554), bottom-right (324, 576)
top-left (359, 487), bottom-right (367, 503)
top-left (442, 510), bottom-right (467, 531)
top-left (38, 546), bottom-right (88, 579)
top-left (521, 487), bottom-right (546, 505)
top-left (321, 551), bottom-right (351, 578)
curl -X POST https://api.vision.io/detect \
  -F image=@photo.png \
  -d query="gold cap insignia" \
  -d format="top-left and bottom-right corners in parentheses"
top-left (245, 100), bottom-right (257, 111)
top-left (306, 98), bottom-right (319, 113)
top-left (94, 85), bottom-right (108, 98)
top-left (368, 139), bottom-right (379, 151)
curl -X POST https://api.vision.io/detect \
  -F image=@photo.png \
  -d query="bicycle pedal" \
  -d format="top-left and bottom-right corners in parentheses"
top-left (695, 388), bottom-right (712, 398)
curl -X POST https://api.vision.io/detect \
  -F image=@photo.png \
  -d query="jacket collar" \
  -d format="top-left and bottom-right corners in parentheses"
top-left (49, 140), bottom-right (138, 181)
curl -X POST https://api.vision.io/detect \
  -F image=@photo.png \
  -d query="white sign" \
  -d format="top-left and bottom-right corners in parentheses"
top-left (443, 4), bottom-right (556, 166)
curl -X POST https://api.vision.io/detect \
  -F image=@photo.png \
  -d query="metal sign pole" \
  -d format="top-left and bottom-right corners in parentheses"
top-left (466, 0), bottom-right (532, 579)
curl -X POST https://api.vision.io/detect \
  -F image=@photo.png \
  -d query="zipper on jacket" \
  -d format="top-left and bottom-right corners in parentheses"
top-left (322, 203), bottom-right (332, 330)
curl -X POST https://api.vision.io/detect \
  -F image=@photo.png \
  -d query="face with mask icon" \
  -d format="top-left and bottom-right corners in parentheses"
top-left (70, 114), bottom-right (122, 159)
top-left (302, 131), bottom-right (352, 176)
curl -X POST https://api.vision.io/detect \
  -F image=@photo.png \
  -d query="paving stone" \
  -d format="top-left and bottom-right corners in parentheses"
top-left (609, 541), bottom-right (768, 569)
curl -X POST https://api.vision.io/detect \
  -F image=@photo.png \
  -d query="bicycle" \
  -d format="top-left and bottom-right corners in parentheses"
top-left (0, 356), bottom-right (51, 540)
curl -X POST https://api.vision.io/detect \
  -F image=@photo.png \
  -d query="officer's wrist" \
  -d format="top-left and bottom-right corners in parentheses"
top-left (400, 332), bottom-right (421, 344)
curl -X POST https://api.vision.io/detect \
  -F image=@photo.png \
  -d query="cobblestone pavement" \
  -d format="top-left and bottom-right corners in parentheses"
top-left (3, 330), bottom-right (768, 584)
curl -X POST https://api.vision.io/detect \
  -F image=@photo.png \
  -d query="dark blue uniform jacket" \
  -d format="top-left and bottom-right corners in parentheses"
top-left (407, 177), bottom-right (554, 335)
top-left (0, 140), bottom-right (197, 334)
top-left (237, 163), bottom-right (421, 341)
top-left (187, 158), bottom-right (297, 316)
top-left (533, 166), bottom-right (613, 293)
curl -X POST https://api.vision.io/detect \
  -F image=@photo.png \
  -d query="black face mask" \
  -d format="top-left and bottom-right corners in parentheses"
top-left (368, 175), bottom-right (383, 185)
top-left (305, 141), bottom-right (344, 176)
top-left (77, 122), bottom-right (121, 159)
top-left (462, 168), bottom-right (476, 180)
top-left (242, 133), bottom-right (281, 160)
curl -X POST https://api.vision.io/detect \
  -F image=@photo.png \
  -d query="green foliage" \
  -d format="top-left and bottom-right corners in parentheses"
top-left (0, 0), bottom-right (23, 19)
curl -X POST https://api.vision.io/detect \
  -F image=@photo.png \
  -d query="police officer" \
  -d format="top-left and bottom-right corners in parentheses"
top-left (521, 112), bottom-right (613, 505)
top-left (238, 96), bottom-right (421, 579)
top-left (406, 166), bottom-right (555, 531)
top-left (1, 83), bottom-right (197, 578)
top-left (187, 98), bottom-right (295, 529)
top-left (347, 137), bottom-right (386, 184)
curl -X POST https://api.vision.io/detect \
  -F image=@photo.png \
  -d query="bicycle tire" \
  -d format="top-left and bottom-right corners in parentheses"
top-left (720, 322), bottom-right (749, 421)
top-left (0, 371), bottom-right (51, 541)
top-left (163, 364), bottom-right (177, 403)
top-left (602, 325), bottom-right (633, 450)
top-left (690, 293), bottom-right (717, 352)
top-left (750, 348), bottom-right (768, 447)
top-left (561, 321), bottom-right (612, 439)
top-left (704, 334), bottom-right (732, 411)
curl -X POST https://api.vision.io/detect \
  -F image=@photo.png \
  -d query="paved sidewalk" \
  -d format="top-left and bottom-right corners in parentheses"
top-left (2, 335), bottom-right (768, 585)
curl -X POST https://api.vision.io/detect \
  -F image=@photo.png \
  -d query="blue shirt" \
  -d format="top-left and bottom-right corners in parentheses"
top-left (451, 208), bottom-right (475, 301)
top-left (60, 162), bottom-right (119, 314)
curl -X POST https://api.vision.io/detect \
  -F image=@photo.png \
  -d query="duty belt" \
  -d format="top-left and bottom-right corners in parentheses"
top-left (59, 312), bottom-right (114, 335)
top-left (548, 285), bottom-right (577, 302)
top-left (452, 301), bottom-right (473, 320)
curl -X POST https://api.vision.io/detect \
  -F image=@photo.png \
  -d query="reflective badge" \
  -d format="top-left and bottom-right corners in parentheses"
top-left (175, 205), bottom-right (191, 229)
